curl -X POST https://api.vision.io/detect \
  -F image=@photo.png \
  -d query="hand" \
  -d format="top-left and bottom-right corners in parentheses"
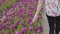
top-left (32, 14), bottom-right (38, 23)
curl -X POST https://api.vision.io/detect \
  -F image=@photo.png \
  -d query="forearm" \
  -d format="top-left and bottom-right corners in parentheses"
top-left (32, 0), bottom-right (44, 22)
top-left (35, 0), bottom-right (44, 16)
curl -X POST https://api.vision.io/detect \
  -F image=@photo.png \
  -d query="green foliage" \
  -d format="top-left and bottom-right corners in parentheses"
top-left (14, 16), bottom-right (18, 23)
top-left (11, 0), bottom-right (18, 2)
top-left (33, 9), bottom-right (36, 14)
top-left (0, 7), bottom-right (3, 13)
top-left (2, 29), bottom-right (8, 34)
top-left (5, 2), bottom-right (12, 9)
top-left (34, 22), bottom-right (40, 27)
top-left (17, 23), bottom-right (23, 31)
top-left (38, 19), bottom-right (43, 23)
top-left (27, 30), bottom-right (34, 34)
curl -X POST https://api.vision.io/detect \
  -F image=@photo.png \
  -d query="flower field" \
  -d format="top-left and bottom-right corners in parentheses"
top-left (0, 0), bottom-right (43, 34)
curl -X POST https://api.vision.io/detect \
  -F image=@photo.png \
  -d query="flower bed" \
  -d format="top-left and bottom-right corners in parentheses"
top-left (0, 0), bottom-right (43, 34)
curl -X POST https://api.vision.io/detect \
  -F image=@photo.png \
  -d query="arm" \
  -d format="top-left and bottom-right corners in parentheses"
top-left (32, 0), bottom-right (44, 23)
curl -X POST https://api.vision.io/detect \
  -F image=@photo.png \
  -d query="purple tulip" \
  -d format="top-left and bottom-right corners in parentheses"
top-left (37, 27), bottom-right (43, 33)
top-left (34, 27), bottom-right (38, 33)
top-left (22, 22), bottom-right (27, 27)
top-left (18, 31), bottom-right (24, 34)
top-left (12, 3), bottom-right (18, 8)
top-left (26, 17), bottom-right (32, 23)
top-left (16, 31), bottom-right (19, 34)
top-left (21, 27), bottom-right (28, 33)
top-left (23, 2), bottom-right (28, 6)
top-left (29, 27), bottom-right (33, 31)
top-left (3, 18), bottom-right (8, 23)
top-left (8, 31), bottom-right (11, 34)
top-left (3, 23), bottom-right (10, 29)
top-left (0, 0), bottom-right (3, 5)
top-left (11, 26), bottom-right (15, 30)
top-left (30, 22), bottom-right (33, 26)
top-left (9, 8), bottom-right (14, 12)
top-left (28, 5), bottom-right (35, 10)
top-left (3, 11), bottom-right (8, 16)
top-left (17, 9), bottom-right (26, 18)
top-left (28, 10), bottom-right (33, 17)
top-left (11, 20), bottom-right (20, 30)
top-left (15, 10), bottom-right (20, 15)
top-left (37, 29), bottom-right (40, 33)
top-left (18, 13), bottom-right (22, 17)
top-left (16, 2), bottom-right (22, 8)
top-left (3, 8), bottom-right (8, 12)
top-left (0, 24), bottom-right (3, 30)
top-left (2, 0), bottom-right (6, 3)
top-left (16, 20), bottom-right (21, 25)
top-left (9, 16), bottom-right (14, 21)
top-left (21, 7), bottom-right (26, 12)
top-left (21, 15), bottom-right (26, 19)
top-left (39, 24), bottom-right (43, 32)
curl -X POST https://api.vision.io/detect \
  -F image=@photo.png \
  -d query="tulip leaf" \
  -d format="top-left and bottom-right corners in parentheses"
top-left (27, 30), bottom-right (34, 34)
top-left (27, 30), bottom-right (31, 34)
top-left (2, 29), bottom-right (8, 34)
top-left (5, 2), bottom-right (12, 9)
top-left (38, 19), bottom-right (43, 23)
top-left (27, 24), bottom-right (30, 27)
top-left (14, 16), bottom-right (18, 23)
top-left (11, 0), bottom-right (18, 2)
top-left (34, 22), bottom-right (40, 27)
top-left (17, 23), bottom-right (23, 31)
top-left (33, 9), bottom-right (36, 14)
top-left (0, 7), bottom-right (3, 13)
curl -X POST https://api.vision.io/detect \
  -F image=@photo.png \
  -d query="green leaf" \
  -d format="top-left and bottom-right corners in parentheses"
top-left (20, 17), bottom-right (23, 21)
top-left (27, 30), bottom-right (31, 34)
top-left (11, 0), bottom-right (18, 2)
top-left (0, 7), bottom-right (3, 13)
top-left (34, 22), bottom-right (40, 27)
top-left (12, 29), bottom-right (17, 34)
top-left (6, 2), bottom-right (12, 9)
top-left (33, 9), bottom-right (36, 14)
top-left (27, 24), bottom-right (30, 27)
top-left (27, 30), bottom-right (34, 34)
top-left (38, 19), bottom-right (43, 23)
top-left (24, 16), bottom-right (29, 22)
top-left (14, 16), bottom-right (18, 22)
top-left (2, 29), bottom-right (8, 34)
top-left (17, 23), bottom-right (23, 31)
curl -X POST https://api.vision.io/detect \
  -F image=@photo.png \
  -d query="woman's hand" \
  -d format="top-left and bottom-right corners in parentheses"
top-left (32, 13), bottom-right (38, 23)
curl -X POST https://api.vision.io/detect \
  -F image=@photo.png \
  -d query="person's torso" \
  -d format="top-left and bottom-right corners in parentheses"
top-left (44, 0), bottom-right (60, 17)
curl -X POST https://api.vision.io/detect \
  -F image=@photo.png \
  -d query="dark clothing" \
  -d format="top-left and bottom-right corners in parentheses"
top-left (46, 15), bottom-right (60, 34)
